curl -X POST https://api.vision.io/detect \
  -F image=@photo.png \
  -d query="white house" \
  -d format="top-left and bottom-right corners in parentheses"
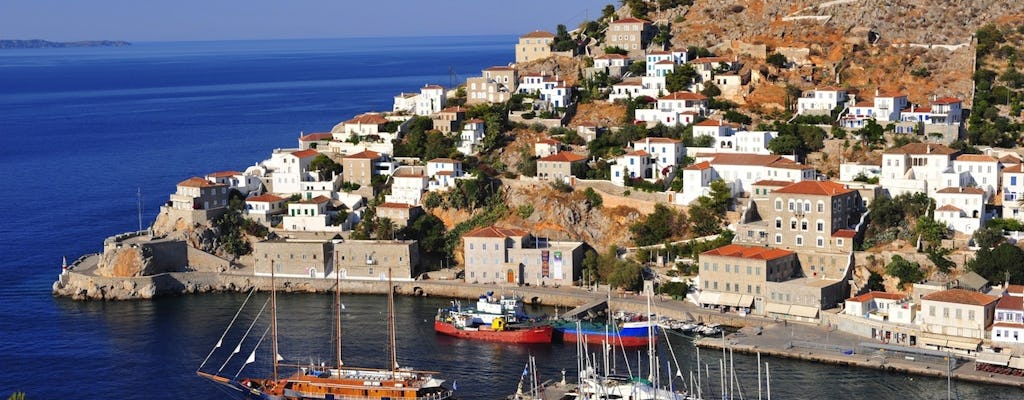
top-left (687, 56), bottom-right (735, 83)
top-left (611, 150), bottom-right (654, 185)
top-left (838, 162), bottom-right (881, 182)
top-left (631, 137), bottom-right (684, 180)
top-left (844, 291), bottom-right (912, 323)
top-left (879, 143), bottom-right (958, 196)
top-left (933, 187), bottom-right (988, 235)
top-left (634, 92), bottom-right (707, 126)
top-left (394, 84), bottom-right (445, 116)
top-left (920, 289), bottom-right (997, 348)
top-left (518, 73), bottom-right (572, 109)
top-left (593, 54), bottom-right (632, 69)
top-left (245, 193), bottom-right (288, 223)
top-left (677, 161), bottom-right (715, 205)
top-left (206, 170), bottom-right (262, 196)
top-left (691, 153), bottom-right (814, 197)
top-left (427, 158), bottom-right (464, 191)
top-left (384, 166), bottom-right (428, 206)
top-left (608, 76), bottom-right (668, 102)
top-left (281, 195), bottom-right (340, 232)
top-left (953, 154), bottom-right (999, 196)
top-left (1001, 164), bottom-right (1024, 220)
top-left (841, 90), bottom-right (909, 128)
top-left (993, 285), bottom-right (1024, 345)
top-left (458, 119), bottom-right (485, 156)
top-left (797, 87), bottom-right (848, 115)
top-left (268, 149), bottom-right (319, 194)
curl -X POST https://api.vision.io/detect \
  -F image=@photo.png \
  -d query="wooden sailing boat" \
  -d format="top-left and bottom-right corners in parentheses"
top-left (198, 267), bottom-right (453, 400)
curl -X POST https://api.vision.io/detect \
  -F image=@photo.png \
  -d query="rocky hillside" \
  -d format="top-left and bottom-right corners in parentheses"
top-left (641, 0), bottom-right (1024, 108)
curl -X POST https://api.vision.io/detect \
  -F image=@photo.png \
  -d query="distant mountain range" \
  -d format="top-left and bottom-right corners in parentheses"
top-left (0, 40), bottom-right (131, 49)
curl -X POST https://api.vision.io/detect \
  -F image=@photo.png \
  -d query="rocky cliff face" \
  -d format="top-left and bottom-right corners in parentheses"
top-left (503, 182), bottom-right (638, 250)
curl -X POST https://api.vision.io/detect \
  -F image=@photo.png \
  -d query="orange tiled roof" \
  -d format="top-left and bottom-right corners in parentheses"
top-left (1007, 285), bottom-right (1024, 295)
top-left (247, 194), bottom-right (285, 203)
top-left (935, 187), bottom-right (985, 195)
top-left (660, 92), bottom-right (707, 101)
top-left (345, 149), bottom-right (381, 159)
top-left (922, 289), bottom-right (997, 306)
top-left (997, 294), bottom-right (1023, 311)
top-left (344, 113), bottom-right (389, 125)
top-left (428, 157), bottom-right (459, 164)
top-left (936, 204), bottom-right (963, 212)
top-left (701, 244), bottom-right (794, 261)
top-left (207, 171), bottom-right (242, 178)
top-left (932, 97), bottom-right (961, 105)
top-left (999, 154), bottom-right (1021, 164)
top-left (956, 154), bottom-right (998, 162)
top-left (298, 195), bottom-right (331, 204)
top-left (291, 149), bottom-right (319, 159)
top-left (833, 229), bottom-right (857, 238)
top-left (883, 143), bottom-right (956, 155)
top-left (465, 225), bottom-right (529, 238)
top-left (624, 149), bottom-right (650, 157)
top-left (484, 66), bottom-right (514, 71)
top-left (774, 180), bottom-right (853, 196)
top-left (611, 17), bottom-right (649, 24)
top-left (539, 151), bottom-right (586, 163)
top-left (1003, 164), bottom-right (1024, 173)
top-left (694, 119), bottom-right (726, 127)
top-left (299, 132), bottom-right (333, 141)
top-left (752, 179), bottom-right (794, 187)
top-left (848, 291), bottom-right (907, 303)
top-left (178, 177), bottom-right (222, 188)
top-left (685, 161), bottom-right (712, 170)
top-left (710, 153), bottom-right (789, 167)
top-left (378, 202), bottom-right (414, 209)
top-left (520, 30), bottom-right (555, 38)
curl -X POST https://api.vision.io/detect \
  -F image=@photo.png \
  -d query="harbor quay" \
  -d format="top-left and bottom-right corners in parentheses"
top-left (694, 322), bottom-right (1024, 389)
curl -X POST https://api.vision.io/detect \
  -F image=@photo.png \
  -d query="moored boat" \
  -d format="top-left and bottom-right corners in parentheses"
top-left (550, 319), bottom-right (658, 347)
top-left (434, 293), bottom-right (552, 344)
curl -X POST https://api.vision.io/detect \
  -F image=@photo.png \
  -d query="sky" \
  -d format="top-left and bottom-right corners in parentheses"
top-left (1, 0), bottom-right (615, 42)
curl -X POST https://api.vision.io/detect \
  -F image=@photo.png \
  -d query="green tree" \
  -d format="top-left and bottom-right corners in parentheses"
top-left (601, 5), bottom-right (617, 20)
top-left (723, 110), bottom-right (752, 125)
top-left (766, 52), bottom-right (787, 68)
top-left (423, 192), bottom-right (442, 209)
top-left (700, 82), bottom-right (721, 98)
top-left (925, 246), bottom-right (956, 274)
top-left (973, 225), bottom-right (1005, 249)
top-left (582, 249), bottom-right (600, 284)
top-left (969, 243), bottom-right (1024, 284)
top-left (665, 64), bottom-right (698, 92)
top-left (915, 216), bottom-right (948, 246)
top-left (657, 280), bottom-right (690, 299)
top-left (884, 255), bottom-right (925, 289)
top-left (865, 271), bottom-right (885, 292)
top-left (400, 213), bottom-right (446, 256)
top-left (608, 260), bottom-right (644, 291)
top-left (630, 203), bottom-right (687, 246)
top-left (857, 119), bottom-right (886, 149)
top-left (688, 201), bottom-right (722, 236)
top-left (584, 187), bottom-right (603, 209)
top-left (308, 154), bottom-right (342, 181)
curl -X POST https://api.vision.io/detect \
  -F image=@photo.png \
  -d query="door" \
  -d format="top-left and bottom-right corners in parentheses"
top-left (507, 269), bottom-right (515, 283)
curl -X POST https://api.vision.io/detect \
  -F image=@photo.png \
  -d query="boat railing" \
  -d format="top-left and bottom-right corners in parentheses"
top-left (286, 390), bottom-right (454, 400)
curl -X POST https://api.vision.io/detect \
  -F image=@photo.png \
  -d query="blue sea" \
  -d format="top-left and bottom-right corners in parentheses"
top-left (0, 36), bottom-right (1019, 399)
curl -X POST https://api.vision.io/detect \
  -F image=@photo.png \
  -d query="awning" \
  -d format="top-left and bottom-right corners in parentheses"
top-left (738, 295), bottom-right (755, 308)
top-left (1008, 357), bottom-right (1024, 370)
top-left (947, 339), bottom-right (981, 351)
top-left (698, 292), bottom-right (721, 306)
top-left (789, 305), bottom-right (820, 318)
top-left (719, 293), bottom-right (743, 307)
top-left (765, 303), bottom-right (791, 314)
top-left (918, 336), bottom-right (948, 348)
top-left (976, 352), bottom-right (1011, 366)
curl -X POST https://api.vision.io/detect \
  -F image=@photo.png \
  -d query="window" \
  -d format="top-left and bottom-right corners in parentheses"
top-left (816, 221), bottom-right (824, 232)
top-left (956, 309), bottom-right (962, 320)
top-left (968, 310), bottom-right (975, 321)
top-left (469, 243), bottom-right (474, 250)
top-left (747, 266), bottom-right (752, 275)
top-left (796, 236), bottom-right (803, 246)
top-left (775, 234), bottom-right (782, 244)
top-left (790, 218), bottom-right (797, 230)
top-left (943, 308), bottom-right (949, 318)
top-left (817, 201), bottom-right (824, 213)
top-left (801, 220), bottom-right (808, 231)
top-left (725, 283), bottom-right (730, 291)
top-left (747, 285), bottom-right (752, 293)
top-left (788, 200), bottom-right (795, 211)
top-left (816, 237), bottom-right (824, 247)
top-left (837, 238), bottom-right (844, 247)
top-left (804, 201), bottom-right (811, 212)
top-left (756, 286), bottom-right (761, 294)
top-left (775, 199), bottom-right (782, 211)
top-left (713, 282), bottom-right (718, 289)
top-left (776, 218), bottom-right (782, 229)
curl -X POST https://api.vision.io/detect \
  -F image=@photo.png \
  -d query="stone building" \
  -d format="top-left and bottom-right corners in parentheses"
top-left (334, 239), bottom-right (419, 281)
top-left (516, 30), bottom-right (555, 63)
top-left (462, 226), bottom-right (583, 286)
top-left (253, 238), bottom-right (334, 279)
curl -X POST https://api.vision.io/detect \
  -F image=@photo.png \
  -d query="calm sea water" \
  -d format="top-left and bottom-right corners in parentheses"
top-left (0, 37), bottom-right (1018, 399)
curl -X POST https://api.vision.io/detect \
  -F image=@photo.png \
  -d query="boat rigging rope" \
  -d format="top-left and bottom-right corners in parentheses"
top-left (219, 297), bottom-right (271, 373)
top-left (198, 287), bottom-right (256, 372)
top-left (235, 325), bottom-right (272, 378)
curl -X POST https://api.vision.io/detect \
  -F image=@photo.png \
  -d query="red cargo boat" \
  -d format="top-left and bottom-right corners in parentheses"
top-left (433, 317), bottom-right (553, 344)
top-left (434, 294), bottom-right (553, 344)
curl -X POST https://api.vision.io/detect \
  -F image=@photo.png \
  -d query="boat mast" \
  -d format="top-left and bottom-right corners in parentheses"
top-left (270, 259), bottom-right (279, 381)
top-left (335, 264), bottom-right (343, 370)
top-left (388, 268), bottom-right (397, 379)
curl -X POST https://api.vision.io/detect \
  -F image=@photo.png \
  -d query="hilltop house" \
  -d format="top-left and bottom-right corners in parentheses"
top-left (537, 151), bottom-right (587, 180)
top-left (606, 18), bottom-right (651, 55)
top-left (796, 87), bottom-right (848, 115)
top-left (516, 30), bottom-right (555, 63)
top-left (466, 66), bottom-right (517, 105)
top-left (165, 177), bottom-right (229, 224)
top-left (392, 84), bottom-right (446, 116)
top-left (633, 92), bottom-right (707, 126)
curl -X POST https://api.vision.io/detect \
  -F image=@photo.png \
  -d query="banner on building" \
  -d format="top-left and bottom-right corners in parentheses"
top-left (553, 251), bottom-right (563, 280)
top-left (541, 250), bottom-right (550, 278)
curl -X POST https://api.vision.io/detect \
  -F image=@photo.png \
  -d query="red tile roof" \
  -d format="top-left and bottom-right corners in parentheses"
top-left (344, 113), bottom-right (389, 125)
top-left (957, 154), bottom-right (998, 162)
top-left (291, 149), bottom-right (320, 159)
top-left (207, 171), bottom-right (242, 178)
top-left (298, 195), bottom-right (331, 204)
top-left (876, 90), bottom-right (907, 98)
top-left (935, 187), bottom-right (985, 195)
top-left (922, 289), bottom-right (997, 306)
top-left (178, 177), bottom-right (223, 188)
top-left (428, 158), bottom-right (459, 164)
top-left (345, 149), bottom-right (381, 160)
top-left (378, 202), bottom-right (414, 209)
top-left (539, 151), bottom-right (587, 162)
top-left (709, 153), bottom-right (789, 167)
top-left (833, 229), bottom-right (857, 238)
top-left (999, 154), bottom-right (1021, 164)
top-left (1007, 285), bottom-right (1024, 295)
top-left (464, 225), bottom-right (530, 238)
top-left (752, 179), bottom-right (793, 186)
top-left (684, 161), bottom-right (712, 170)
top-left (883, 143), bottom-right (956, 155)
top-left (774, 180), bottom-right (853, 196)
top-left (624, 149), bottom-right (650, 157)
top-left (299, 132), bottom-right (333, 141)
top-left (611, 17), bottom-right (649, 24)
top-left (694, 119), bottom-right (726, 127)
top-left (655, 59), bottom-right (675, 65)
top-left (997, 294), bottom-right (1023, 311)
top-left (660, 92), bottom-right (707, 101)
top-left (931, 97), bottom-right (961, 105)
top-left (247, 194), bottom-right (285, 203)
top-left (596, 54), bottom-right (632, 59)
top-left (520, 30), bottom-right (555, 38)
top-left (484, 66), bottom-right (514, 71)
top-left (1003, 164), bottom-right (1024, 173)
top-left (440, 106), bottom-right (467, 113)
top-left (936, 204), bottom-right (963, 212)
top-left (848, 291), bottom-right (907, 303)
top-left (422, 84), bottom-right (444, 90)
top-left (701, 244), bottom-right (794, 261)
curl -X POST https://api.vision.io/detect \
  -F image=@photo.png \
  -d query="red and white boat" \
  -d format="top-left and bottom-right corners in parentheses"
top-left (434, 293), bottom-right (553, 344)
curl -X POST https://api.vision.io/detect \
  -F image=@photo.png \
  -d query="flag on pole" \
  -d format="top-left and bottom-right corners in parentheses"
top-left (244, 350), bottom-right (256, 365)
top-left (276, 353), bottom-right (284, 362)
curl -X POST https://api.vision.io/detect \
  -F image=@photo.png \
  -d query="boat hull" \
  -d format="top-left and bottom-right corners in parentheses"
top-left (434, 320), bottom-right (554, 344)
top-left (552, 322), bottom-right (657, 347)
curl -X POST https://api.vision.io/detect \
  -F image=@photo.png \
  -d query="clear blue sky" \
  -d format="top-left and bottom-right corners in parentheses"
top-left (1, 0), bottom-right (615, 42)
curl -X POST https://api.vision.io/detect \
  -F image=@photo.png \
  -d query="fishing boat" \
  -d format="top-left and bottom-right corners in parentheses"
top-left (434, 292), bottom-right (552, 343)
top-left (434, 308), bottom-right (553, 344)
top-left (196, 268), bottom-right (453, 400)
top-left (550, 319), bottom-right (658, 347)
